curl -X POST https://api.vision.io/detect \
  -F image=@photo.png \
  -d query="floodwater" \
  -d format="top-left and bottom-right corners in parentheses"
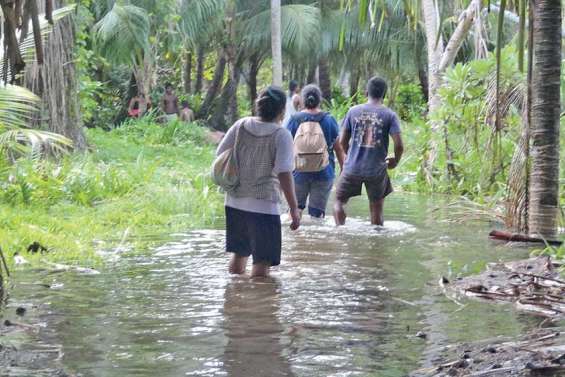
top-left (0, 194), bottom-right (555, 376)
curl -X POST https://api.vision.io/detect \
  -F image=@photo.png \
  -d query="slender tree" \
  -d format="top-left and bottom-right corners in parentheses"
top-left (271, 0), bottom-right (282, 86)
top-left (528, 0), bottom-right (561, 238)
top-left (420, 0), bottom-right (483, 180)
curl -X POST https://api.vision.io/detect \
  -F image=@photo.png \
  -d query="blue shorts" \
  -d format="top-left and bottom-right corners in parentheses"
top-left (295, 178), bottom-right (334, 218)
top-left (225, 206), bottom-right (282, 266)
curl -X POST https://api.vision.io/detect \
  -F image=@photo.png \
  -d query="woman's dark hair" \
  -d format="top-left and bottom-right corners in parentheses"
top-left (301, 84), bottom-right (322, 109)
top-left (256, 86), bottom-right (287, 122)
top-left (181, 100), bottom-right (189, 108)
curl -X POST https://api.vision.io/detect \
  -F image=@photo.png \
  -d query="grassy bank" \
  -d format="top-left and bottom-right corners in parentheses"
top-left (0, 118), bottom-right (223, 267)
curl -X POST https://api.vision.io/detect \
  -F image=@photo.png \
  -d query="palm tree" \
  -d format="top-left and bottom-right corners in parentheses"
top-left (271, 0), bottom-right (283, 86)
top-left (93, 3), bottom-right (151, 102)
top-left (528, 0), bottom-right (561, 238)
top-left (0, 84), bottom-right (71, 160)
top-left (0, 3), bottom-right (80, 151)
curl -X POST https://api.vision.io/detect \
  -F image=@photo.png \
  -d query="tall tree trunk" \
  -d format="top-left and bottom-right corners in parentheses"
top-left (1, 0), bottom-right (25, 82)
top-left (183, 50), bottom-right (192, 95)
top-left (415, 43), bottom-right (429, 104)
top-left (306, 63), bottom-right (317, 84)
top-left (421, 0), bottom-right (481, 182)
top-left (271, 0), bottom-right (282, 86)
top-left (197, 51), bottom-right (226, 119)
top-left (505, 1), bottom-right (535, 234)
top-left (132, 51), bottom-right (153, 114)
top-left (318, 57), bottom-right (331, 101)
top-left (212, 60), bottom-right (241, 131)
top-left (194, 45), bottom-right (205, 95)
top-left (350, 65), bottom-right (360, 97)
top-left (421, 0), bottom-right (444, 118)
top-left (528, 0), bottom-right (561, 238)
top-left (24, 4), bottom-right (86, 150)
top-left (248, 53), bottom-right (261, 115)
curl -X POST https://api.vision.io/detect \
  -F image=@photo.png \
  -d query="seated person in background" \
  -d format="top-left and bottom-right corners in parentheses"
top-left (128, 93), bottom-right (150, 118)
top-left (180, 101), bottom-right (195, 123)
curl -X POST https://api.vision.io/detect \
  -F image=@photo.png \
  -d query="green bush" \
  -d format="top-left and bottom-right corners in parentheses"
top-left (0, 118), bottom-right (222, 266)
top-left (396, 83), bottom-right (426, 121)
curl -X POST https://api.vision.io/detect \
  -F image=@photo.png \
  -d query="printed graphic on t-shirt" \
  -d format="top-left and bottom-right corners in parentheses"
top-left (353, 112), bottom-right (384, 149)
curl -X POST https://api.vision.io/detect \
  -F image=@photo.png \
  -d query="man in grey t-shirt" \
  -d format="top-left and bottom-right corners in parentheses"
top-left (334, 77), bottom-right (404, 226)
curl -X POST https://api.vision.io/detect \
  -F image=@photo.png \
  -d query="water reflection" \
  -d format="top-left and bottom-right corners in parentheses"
top-left (223, 277), bottom-right (295, 377)
top-left (1, 195), bottom-right (543, 376)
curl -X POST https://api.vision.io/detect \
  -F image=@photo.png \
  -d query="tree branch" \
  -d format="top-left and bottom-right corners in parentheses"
top-left (439, 0), bottom-right (482, 73)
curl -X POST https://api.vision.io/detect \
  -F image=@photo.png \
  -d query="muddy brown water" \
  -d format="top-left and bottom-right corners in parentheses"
top-left (1, 194), bottom-right (562, 376)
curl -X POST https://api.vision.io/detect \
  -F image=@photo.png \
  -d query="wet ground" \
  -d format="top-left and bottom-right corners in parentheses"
top-left (1, 194), bottom-right (563, 376)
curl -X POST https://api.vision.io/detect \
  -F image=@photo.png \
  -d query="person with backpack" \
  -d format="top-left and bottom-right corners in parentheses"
top-left (334, 77), bottom-right (404, 226)
top-left (286, 84), bottom-right (345, 218)
top-left (215, 86), bottom-right (301, 278)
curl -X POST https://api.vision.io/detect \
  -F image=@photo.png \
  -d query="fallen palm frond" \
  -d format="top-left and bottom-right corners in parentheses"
top-left (432, 196), bottom-right (505, 224)
top-left (447, 256), bottom-right (565, 318)
top-left (411, 328), bottom-right (565, 376)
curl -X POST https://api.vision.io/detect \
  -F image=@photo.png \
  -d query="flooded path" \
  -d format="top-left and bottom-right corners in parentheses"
top-left (1, 194), bottom-right (561, 376)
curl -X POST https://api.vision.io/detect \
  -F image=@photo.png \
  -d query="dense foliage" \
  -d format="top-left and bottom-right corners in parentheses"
top-left (0, 0), bottom-right (561, 266)
top-left (0, 121), bottom-right (222, 267)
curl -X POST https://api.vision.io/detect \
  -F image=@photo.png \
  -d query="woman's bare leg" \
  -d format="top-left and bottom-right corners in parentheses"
top-left (229, 255), bottom-right (248, 275)
top-left (251, 262), bottom-right (270, 278)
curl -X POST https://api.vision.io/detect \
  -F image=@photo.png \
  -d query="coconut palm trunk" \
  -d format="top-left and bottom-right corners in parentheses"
top-left (318, 57), bottom-right (331, 101)
top-left (183, 50), bottom-right (192, 95)
top-left (528, 0), bottom-right (561, 238)
top-left (271, 0), bottom-right (283, 86)
top-left (420, 0), bottom-right (482, 181)
top-left (197, 51), bottom-right (226, 119)
top-left (421, 0), bottom-right (444, 115)
top-left (248, 53), bottom-right (262, 113)
top-left (24, 0), bottom-right (86, 150)
top-left (194, 45), bottom-right (205, 95)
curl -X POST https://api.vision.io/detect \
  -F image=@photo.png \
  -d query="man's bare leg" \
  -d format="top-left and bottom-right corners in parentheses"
top-left (333, 200), bottom-right (347, 226)
top-left (251, 262), bottom-right (270, 278)
top-left (229, 255), bottom-right (248, 275)
top-left (369, 198), bottom-right (385, 226)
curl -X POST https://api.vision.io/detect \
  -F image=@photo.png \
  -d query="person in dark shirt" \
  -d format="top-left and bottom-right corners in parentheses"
top-left (286, 85), bottom-right (345, 218)
top-left (334, 77), bottom-right (404, 226)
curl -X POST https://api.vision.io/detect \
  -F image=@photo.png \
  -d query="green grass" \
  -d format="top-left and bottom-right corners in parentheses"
top-left (0, 120), bottom-right (223, 268)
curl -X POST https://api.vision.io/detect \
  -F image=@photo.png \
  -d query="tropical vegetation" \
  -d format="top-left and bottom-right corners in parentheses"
top-left (0, 0), bottom-right (561, 270)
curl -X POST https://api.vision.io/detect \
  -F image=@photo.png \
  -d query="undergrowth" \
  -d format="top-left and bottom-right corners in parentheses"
top-left (0, 119), bottom-right (223, 268)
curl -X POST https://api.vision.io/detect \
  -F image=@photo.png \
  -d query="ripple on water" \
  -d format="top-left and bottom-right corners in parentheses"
top-left (5, 195), bottom-right (537, 377)
top-left (282, 215), bottom-right (417, 238)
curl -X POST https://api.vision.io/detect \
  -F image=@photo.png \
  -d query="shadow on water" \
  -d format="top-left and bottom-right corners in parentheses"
top-left (0, 194), bottom-right (555, 376)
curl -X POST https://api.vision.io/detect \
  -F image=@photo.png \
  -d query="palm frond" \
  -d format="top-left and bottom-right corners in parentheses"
top-left (93, 3), bottom-right (150, 65)
top-left (0, 85), bottom-right (72, 158)
top-left (241, 4), bottom-right (321, 56)
top-left (179, 0), bottom-right (225, 46)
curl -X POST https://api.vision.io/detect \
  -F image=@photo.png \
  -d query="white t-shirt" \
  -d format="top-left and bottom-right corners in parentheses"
top-left (216, 117), bottom-right (294, 215)
top-left (282, 94), bottom-right (299, 127)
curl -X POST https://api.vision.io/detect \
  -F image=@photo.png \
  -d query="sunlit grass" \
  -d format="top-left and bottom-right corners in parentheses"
top-left (0, 120), bottom-right (223, 268)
